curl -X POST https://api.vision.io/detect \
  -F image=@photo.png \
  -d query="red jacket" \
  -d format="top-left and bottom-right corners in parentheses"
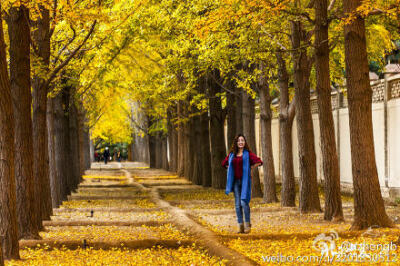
top-left (221, 152), bottom-right (263, 179)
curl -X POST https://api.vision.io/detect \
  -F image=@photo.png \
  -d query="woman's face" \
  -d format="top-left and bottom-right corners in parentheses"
top-left (237, 136), bottom-right (246, 149)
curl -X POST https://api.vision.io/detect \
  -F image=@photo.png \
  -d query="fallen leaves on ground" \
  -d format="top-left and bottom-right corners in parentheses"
top-left (7, 245), bottom-right (225, 266)
top-left (60, 199), bottom-right (156, 209)
top-left (41, 224), bottom-right (190, 242)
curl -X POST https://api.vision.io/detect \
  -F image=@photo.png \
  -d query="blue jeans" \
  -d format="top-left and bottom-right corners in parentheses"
top-left (233, 178), bottom-right (250, 224)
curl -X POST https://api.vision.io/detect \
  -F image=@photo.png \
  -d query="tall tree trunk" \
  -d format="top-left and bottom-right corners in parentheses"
top-left (344, 0), bottom-right (393, 229)
top-left (227, 79), bottom-right (237, 147)
top-left (54, 93), bottom-right (68, 201)
top-left (47, 97), bottom-right (61, 208)
top-left (258, 76), bottom-right (278, 203)
top-left (148, 121), bottom-right (156, 168)
top-left (208, 72), bottom-right (227, 189)
top-left (128, 143), bottom-right (133, 161)
top-left (192, 114), bottom-right (203, 185)
top-left (235, 86), bottom-right (243, 134)
top-left (131, 138), bottom-right (138, 162)
top-left (200, 112), bottom-right (212, 187)
top-left (162, 136), bottom-right (169, 170)
top-left (177, 102), bottom-right (185, 176)
top-left (167, 107), bottom-right (177, 172)
top-left (315, 0), bottom-right (343, 221)
top-left (242, 89), bottom-right (263, 198)
top-left (77, 107), bottom-right (86, 176)
top-left (183, 116), bottom-right (191, 180)
top-left (188, 116), bottom-right (196, 182)
top-left (277, 53), bottom-right (296, 207)
top-left (83, 126), bottom-right (91, 171)
top-left (291, 20), bottom-right (321, 213)
top-left (62, 87), bottom-right (73, 194)
top-left (7, 5), bottom-right (40, 239)
top-left (69, 95), bottom-right (81, 189)
top-left (32, 5), bottom-right (52, 222)
top-left (0, 242), bottom-right (3, 266)
top-left (0, 9), bottom-right (19, 259)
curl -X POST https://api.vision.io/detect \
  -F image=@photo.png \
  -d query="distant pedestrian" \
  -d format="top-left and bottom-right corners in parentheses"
top-left (117, 151), bottom-right (121, 162)
top-left (94, 151), bottom-right (99, 162)
top-left (103, 147), bottom-right (110, 164)
top-left (222, 134), bottom-right (262, 234)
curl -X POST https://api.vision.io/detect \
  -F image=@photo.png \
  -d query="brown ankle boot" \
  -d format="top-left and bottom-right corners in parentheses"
top-left (238, 223), bottom-right (244, 233)
top-left (244, 222), bottom-right (251, 233)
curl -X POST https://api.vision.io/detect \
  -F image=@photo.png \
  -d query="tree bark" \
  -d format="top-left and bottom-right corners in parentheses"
top-left (242, 89), bottom-right (263, 198)
top-left (291, 20), bottom-right (321, 213)
top-left (200, 112), bottom-right (212, 187)
top-left (167, 107), bottom-right (178, 172)
top-left (208, 72), bottom-right (227, 189)
top-left (32, 5), bottom-right (52, 222)
top-left (62, 86), bottom-right (74, 194)
top-left (235, 86), bottom-right (243, 134)
top-left (277, 53), bottom-right (296, 207)
top-left (227, 79), bottom-right (237, 147)
top-left (315, 0), bottom-right (343, 221)
top-left (54, 93), bottom-right (68, 201)
top-left (0, 242), bottom-right (3, 266)
top-left (161, 136), bottom-right (169, 170)
top-left (0, 9), bottom-right (19, 259)
top-left (69, 94), bottom-right (81, 190)
top-left (177, 102), bottom-right (185, 176)
top-left (192, 114), bottom-right (203, 185)
top-left (344, 0), bottom-right (393, 229)
top-left (47, 97), bottom-right (61, 208)
top-left (7, 5), bottom-right (40, 239)
top-left (148, 120), bottom-right (156, 168)
top-left (258, 76), bottom-right (278, 203)
top-left (188, 115), bottom-right (196, 182)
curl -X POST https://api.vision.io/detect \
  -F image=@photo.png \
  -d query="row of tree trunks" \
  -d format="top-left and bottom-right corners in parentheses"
top-left (49, 85), bottom-right (89, 208)
top-left (291, 20), bottom-right (321, 213)
top-left (78, 107), bottom-right (91, 175)
top-left (147, 119), bottom-right (169, 171)
top-left (7, 5), bottom-right (40, 239)
top-left (0, 7), bottom-right (20, 258)
top-left (315, 0), bottom-right (343, 221)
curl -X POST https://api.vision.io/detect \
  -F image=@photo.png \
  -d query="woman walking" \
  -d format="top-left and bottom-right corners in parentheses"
top-left (222, 134), bottom-right (262, 233)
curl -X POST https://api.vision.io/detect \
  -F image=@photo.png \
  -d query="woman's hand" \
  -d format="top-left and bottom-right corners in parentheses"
top-left (251, 163), bottom-right (261, 169)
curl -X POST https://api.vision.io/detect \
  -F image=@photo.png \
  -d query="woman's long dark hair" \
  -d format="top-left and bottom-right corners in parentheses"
top-left (229, 134), bottom-right (251, 154)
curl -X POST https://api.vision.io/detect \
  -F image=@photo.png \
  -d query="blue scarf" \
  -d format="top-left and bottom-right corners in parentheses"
top-left (225, 149), bottom-right (252, 204)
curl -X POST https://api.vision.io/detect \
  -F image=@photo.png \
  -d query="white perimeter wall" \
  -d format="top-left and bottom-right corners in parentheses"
top-left (249, 99), bottom-right (400, 190)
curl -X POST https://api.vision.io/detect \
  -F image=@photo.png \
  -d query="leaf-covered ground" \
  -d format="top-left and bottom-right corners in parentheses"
top-left (7, 161), bottom-right (400, 265)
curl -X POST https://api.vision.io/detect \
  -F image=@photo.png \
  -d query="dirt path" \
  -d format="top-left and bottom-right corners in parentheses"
top-left (11, 162), bottom-right (255, 265)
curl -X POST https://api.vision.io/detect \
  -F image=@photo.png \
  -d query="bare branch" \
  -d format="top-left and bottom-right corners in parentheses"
top-left (328, 0), bottom-right (336, 11)
top-left (45, 20), bottom-right (97, 88)
top-left (53, 24), bottom-right (77, 65)
top-left (49, 0), bottom-right (58, 37)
